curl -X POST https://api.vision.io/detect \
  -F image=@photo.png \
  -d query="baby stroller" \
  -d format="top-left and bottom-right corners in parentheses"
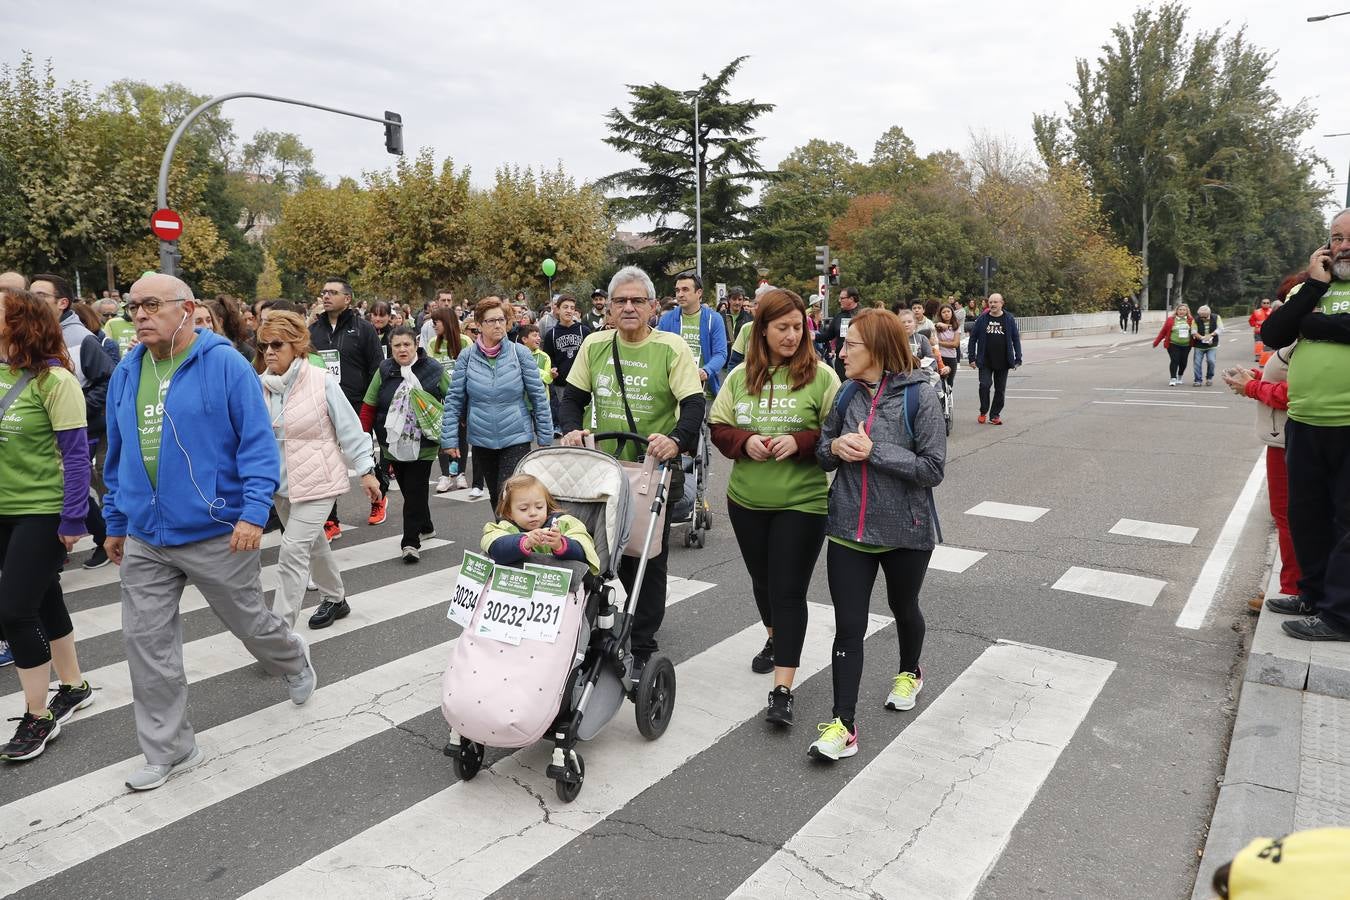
top-left (670, 420), bottom-right (713, 549)
top-left (441, 433), bottom-right (677, 802)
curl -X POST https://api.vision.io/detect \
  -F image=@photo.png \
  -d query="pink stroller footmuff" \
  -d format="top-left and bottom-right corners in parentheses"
top-left (442, 560), bottom-right (588, 748)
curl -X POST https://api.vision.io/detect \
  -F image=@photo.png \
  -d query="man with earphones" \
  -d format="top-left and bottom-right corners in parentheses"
top-left (101, 273), bottom-right (317, 792)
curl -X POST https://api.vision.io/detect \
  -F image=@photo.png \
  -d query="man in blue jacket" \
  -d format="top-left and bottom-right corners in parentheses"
top-left (102, 273), bottom-right (316, 793)
top-left (966, 293), bottom-right (1023, 425)
top-left (659, 273), bottom-right (728, 397)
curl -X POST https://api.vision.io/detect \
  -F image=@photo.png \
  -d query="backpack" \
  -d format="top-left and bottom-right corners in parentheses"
top-left (833, 378), bottom-right (943, 544)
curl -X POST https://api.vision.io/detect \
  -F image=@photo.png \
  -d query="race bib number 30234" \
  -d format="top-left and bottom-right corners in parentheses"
top-left (474, 566), bottom-right (537, 645)
top-left (447, 551), bottom-right (494, 629)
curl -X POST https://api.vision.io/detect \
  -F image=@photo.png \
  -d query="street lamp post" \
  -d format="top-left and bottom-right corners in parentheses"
top-left (1308, 10), bottom-right (1350, 20)
top-left (156, 92), bottom-right (403, 275)
top-left (1325, 133), bottom-right (1350, 207)
top-left (684, 90), bottom-right (703, 280)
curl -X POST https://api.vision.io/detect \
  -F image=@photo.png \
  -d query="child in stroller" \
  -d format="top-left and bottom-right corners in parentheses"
top-left (483, 474), bottom-right (601, 572)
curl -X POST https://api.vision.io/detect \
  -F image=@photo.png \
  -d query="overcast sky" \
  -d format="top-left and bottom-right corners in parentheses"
top-left (7, 1), bottom-right (1349, 224)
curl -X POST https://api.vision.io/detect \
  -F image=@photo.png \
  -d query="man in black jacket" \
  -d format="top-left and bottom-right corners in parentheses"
top-left (815, 286), bottom-right (863, 379)
top-left (309, 278), bottom-right (387, 537)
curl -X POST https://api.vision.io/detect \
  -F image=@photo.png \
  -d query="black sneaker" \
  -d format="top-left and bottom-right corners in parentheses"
top-left (308, 598), bottom-right (351, 629)
top-left (46, 681), bottom-right (94, 724)
top-left (751, 637), bottom-right (774, 674)
top-left (1265, 595), bottom-right (1313, 616)
top-left (1282, 616), bottom-right (1350, 642)
top-left (765, 685), bottom-right (794, 726)
top-left (1, 712), bottom-right (60, 762)
top-left (82, 546), bottom-right (111, 570)
top-left (630, 651), bottom-right (651, 683)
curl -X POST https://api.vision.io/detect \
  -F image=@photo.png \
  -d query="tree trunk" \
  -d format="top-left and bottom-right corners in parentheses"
top-left (1140, 199), bottom-right (1150, 310)
top-left (1175, 263), bottom-right (1185, 307)
top-left (105, 252), bottom-right (116, 294)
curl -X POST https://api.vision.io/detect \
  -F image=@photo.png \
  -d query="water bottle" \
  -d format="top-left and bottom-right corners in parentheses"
top-left (449, 460), bottom-right (460, 477)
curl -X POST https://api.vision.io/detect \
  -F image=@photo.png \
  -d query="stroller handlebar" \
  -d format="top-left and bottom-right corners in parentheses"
top-left (588, 431), bottom-right (650, 447)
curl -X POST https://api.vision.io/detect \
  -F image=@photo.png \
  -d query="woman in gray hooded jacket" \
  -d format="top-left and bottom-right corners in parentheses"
top-left (808, 308), bottom-right (947, 762)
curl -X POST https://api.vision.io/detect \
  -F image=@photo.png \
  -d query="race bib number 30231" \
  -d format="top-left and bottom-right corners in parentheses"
top-left (522, 563), bottom-right (574, 643)
top-left (447, 551), bottom-right (494, 629)
top-left (474, 566), bottom-right (537, 645)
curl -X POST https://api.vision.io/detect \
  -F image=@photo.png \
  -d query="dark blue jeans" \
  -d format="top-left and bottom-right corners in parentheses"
top-left (1284, 420), bottom-right (1350, 632)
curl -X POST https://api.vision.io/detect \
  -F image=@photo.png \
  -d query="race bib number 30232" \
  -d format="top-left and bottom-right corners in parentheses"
top-left (474, 566), bottom-right (537, 645)
top-left (447, 551), bottom-right (494, 629)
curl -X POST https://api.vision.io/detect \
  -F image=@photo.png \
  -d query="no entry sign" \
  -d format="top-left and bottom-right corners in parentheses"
top-left (150, 208), bottom-right (184, 241)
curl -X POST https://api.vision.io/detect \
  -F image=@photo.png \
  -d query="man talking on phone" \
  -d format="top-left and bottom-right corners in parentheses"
top-left (1260, 212), bottom-right (1350, 641)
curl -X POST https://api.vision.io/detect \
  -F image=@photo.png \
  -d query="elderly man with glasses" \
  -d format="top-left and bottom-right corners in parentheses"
top-left (101, 272), bottom-right (316, 792)
top-left (559, 266), bottom-right (706, 677)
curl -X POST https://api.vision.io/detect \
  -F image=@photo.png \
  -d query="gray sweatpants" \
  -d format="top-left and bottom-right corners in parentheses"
top-left (121, 534), bottom-right (306, 764)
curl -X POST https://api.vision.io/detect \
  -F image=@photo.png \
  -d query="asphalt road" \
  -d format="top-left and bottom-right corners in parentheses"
top-left (0, 325), bottom-right (1272, 900)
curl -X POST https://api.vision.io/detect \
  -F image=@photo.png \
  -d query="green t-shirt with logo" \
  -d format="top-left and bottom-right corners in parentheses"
top-left (711, 361), bottom-right (840, 515)
top-left (567, 329), bottom-right (702, 461)
top-left (733, 320), bottom-right (754, 357)
top-left (0, 366), bottom-right (87, 514)
top-left (1169, 316), bottom-right (1192, 347)
top-left (138, 343), bottom-right (193, 487)
top-left (680, 312), bottom-right (703, 367)
top-left (106, 318), bottom-right (137, 355)
top-left (1287, 280), bottom-right (1350, 426)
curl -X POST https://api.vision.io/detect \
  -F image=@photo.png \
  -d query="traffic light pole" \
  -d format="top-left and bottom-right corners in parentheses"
top-left (155, 92), bottom-right (403, 276)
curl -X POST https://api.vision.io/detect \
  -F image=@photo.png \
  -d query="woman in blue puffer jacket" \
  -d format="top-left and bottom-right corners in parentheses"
top-left (439, 296), bottom-right (552, 509)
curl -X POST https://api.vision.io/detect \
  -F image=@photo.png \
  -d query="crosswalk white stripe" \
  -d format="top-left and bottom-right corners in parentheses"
top-left (1052, 565), bottom-right (1165, 607)
top-left (0, 575), bottom-right (717, 894)
top-left (928, 546), bottom-right (985, 574)
top-left (68, 535), bottom-right (448, 641)
top-left (243, 602), bottom-right (893, 900)
top-left (730, 640), bottom-right (1115, 900)
top-left (1, 567), bottom-right (715, 721)
top-left (59, 528), bottom-right (312, 596)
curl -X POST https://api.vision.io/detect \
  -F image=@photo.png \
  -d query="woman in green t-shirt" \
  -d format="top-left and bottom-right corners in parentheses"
top-left (710, 289), bottom-right (840, 728)
top-left (0, 287), bottom-right (96, 762)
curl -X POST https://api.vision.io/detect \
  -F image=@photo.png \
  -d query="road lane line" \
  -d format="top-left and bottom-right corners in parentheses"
top-left (1092, 400), bottom-right (1229, 409)
top-left (0, 577), bottom-right (717, 894)
top-left (69, 535), bottom-right (449, 641)
top-left (243, 602), bottom-right (892, 899)
top-left (966, 501), bottom-right (1049, 523)
top-left (729, 640), bottom-right (1115, 900)
top-left (1109, 518), bottom-right (1198, 545)
top-left (1176, 451), bottom-right (1267, 629)
top-left (1052, 566), bottom-right (1165, 606)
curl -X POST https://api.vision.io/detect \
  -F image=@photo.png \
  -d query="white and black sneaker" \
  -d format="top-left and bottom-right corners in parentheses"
top-left (765, 685), bottom-right (794, 726)
top-left (751, 637), bottom-right (774, 674)
top-left (82, 546), bottom-right (111, 569)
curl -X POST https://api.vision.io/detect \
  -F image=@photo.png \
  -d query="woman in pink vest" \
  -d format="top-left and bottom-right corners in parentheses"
top-left (257, 312), bottom-right (381, 629)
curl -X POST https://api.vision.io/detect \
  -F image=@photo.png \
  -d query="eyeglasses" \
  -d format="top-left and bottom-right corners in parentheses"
top-left (126, 297), bottom-right (183, 314)
top-left (611, 296), bottom-right (650, 307)
top-left (843, 339), bottom-right (866, 351)
top-left (480, 317), bottom-right (507, 326)
top-left (319, 289), bottom-right (348, 297)
top-left (31, 290), bottom-right (54, 301)
top-left (261, 340), bottom-right (290, 351)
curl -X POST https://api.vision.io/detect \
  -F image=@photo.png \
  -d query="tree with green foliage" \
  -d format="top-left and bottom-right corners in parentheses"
top-left (751, 140), bottom-right (859, 294)
top-left (600, 56), bottom-right (773, 289)
top-left (1034, 3), bottom-right (1324, 309)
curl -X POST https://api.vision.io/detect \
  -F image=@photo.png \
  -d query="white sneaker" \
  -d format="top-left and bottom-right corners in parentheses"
top-left (885, 669), bottom-right (924, 711)
top-left (306, 580), bottom-right (318, 592)
top-left (468, 486), bottom-right (485, 500)
top-left (1168, 378), bottom-right (1178, 386)
top-left (435, 476), bottom-right (452, 493)
top-left (125, 745), bottom-right (204, 791)
top-left (454, 474), bottom-right (469, 490)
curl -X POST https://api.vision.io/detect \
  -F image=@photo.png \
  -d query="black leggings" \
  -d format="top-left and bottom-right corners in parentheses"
top-left (826, 540), bottom-right (932, 721)
top-left (1167, 344), bottom-right (1191, 379)
top-left (388, 458), bottom-right (433, 549)
top-left (0, 514), bottom-right (73, 669)
top-left (726, 500), bottom-right (827, 669)
top-left (474, 442), bottom-right (532, 511)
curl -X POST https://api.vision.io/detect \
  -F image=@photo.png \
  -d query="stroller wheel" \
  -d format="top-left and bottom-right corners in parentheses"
top-left (635, 656), bottom-right (677, 740)
top-left (555, 752), bottom-right (585, 803)
top-left (693, 528), bottom-right (705, 549)
top-left (683, 530), bottom-right (694, 548)
top-left (453, 740), bottom-right (484, 781)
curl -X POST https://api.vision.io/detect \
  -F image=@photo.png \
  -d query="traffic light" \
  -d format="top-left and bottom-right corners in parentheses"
top-left (384, 111), bottom-right (404, 156)
top-left (828, 261), bottom-right (840, 286)
top-left (814, 245), bottom-right (829, 275)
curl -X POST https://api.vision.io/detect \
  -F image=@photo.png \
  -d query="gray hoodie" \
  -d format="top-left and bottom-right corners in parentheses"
top-left (817, 369), bottom-right (946, 549)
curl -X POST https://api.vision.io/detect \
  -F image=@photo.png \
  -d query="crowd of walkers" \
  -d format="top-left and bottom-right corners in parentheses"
top-left (0, 257), bottom-right (1048, 771)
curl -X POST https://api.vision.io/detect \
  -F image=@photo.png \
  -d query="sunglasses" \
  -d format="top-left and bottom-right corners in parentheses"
top-left (261, 340), bottom-right (290, 351)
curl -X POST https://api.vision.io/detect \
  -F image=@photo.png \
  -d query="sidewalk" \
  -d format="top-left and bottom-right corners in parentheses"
top-left (1191, 552), bottom-right (1350, 899)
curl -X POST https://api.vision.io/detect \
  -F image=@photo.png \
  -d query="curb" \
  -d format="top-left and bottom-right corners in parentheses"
top-left (1191, 553), bottom-right (1350, 899)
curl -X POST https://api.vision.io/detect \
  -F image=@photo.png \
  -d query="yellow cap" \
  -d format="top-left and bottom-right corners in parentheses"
top-left (1228, 828), bottom-right (1350, 899)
